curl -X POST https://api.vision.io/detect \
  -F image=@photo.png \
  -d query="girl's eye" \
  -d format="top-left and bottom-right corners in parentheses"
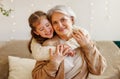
top-left (46, 24), bottom-right (50, 27)
top-left (39, 28), bottom-right (44, 31)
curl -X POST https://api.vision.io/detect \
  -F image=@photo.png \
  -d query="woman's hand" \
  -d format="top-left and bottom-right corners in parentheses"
top-left (49, 44), bottom-right (70, 64)
top-left (72, 30), bottom-right (90, 47)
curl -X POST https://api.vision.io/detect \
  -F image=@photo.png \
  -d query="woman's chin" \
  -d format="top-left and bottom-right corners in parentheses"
top-left (62, 31), bottom-right (69, 35)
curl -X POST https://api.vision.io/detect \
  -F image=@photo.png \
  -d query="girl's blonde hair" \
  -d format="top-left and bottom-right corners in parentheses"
top-left (28, 11), bottom-right (48, 53)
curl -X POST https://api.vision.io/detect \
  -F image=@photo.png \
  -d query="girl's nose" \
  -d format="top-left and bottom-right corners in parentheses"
top-left (44, 27), bottom-right (49, 33)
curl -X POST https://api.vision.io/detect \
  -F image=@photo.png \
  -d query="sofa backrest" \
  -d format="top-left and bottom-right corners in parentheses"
top-left (0, 40), bottom-right (120, 79)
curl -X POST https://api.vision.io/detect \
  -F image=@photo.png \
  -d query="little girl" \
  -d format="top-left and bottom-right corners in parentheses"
top-left (28, 10), bottom-right (80, 61)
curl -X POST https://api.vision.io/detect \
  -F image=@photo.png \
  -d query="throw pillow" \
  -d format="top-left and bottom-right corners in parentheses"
top-left (8, 56), bottom-right (36, 79)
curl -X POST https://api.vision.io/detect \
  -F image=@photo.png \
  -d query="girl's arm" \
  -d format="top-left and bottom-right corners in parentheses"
top-left (32, 44), bottom-right (66, 79)
top-left (31, 38), bottom-right (55, 61)
top-left (31, 37), bottom-right (80, 61)
top-left (32, 60), bottom-right (61, 79)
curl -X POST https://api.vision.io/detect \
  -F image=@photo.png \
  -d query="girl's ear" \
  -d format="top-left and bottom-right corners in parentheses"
top-left (33, 31), bottom-right (39, 35)
top-left (70, 16), bottom-right (75, 25)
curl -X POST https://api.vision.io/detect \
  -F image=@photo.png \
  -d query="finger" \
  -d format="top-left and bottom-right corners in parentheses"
top-left (74, 30), bottom-right (84, 38)
top-left (69, 52), bottom-right (74, 57)
top-left (72, 32), bottom-right (79, 38)
top-left (59, 44), bottom-right (64, 55)
top-left (63, 44), bottom-right (69, 48)
top-left (70, 50), bottom-right (75, 57)
top-left (78, 29), bottom-right (84, 36)
top-left (63, 48), bottom-right (70, 56)
top-left (72, 33), bottom-right (76, 38)
top-left (72, 33), bottom-right (79, 41)
top-left (49, 48), bottom-right (53, 56)
top-left (73, 30), bottom-right (82, 38)
top-left (73, 29), bottom-right (80, 33)
top-left (76, 33), bottom-right (81, 38)
top-left (56, 45), bottom-right (60, 54)
top-left (73, 33), bottom-right (82, 40)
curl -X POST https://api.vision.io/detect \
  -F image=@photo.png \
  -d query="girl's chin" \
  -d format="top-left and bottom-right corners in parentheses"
top-left (47, 35), bottom-right (53, 38)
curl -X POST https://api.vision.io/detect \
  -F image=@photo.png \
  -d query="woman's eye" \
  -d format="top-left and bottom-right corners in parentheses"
top-left (61, 18), bottom-right (66, 22)
top-left (52, 21), bottom-right (57, 25)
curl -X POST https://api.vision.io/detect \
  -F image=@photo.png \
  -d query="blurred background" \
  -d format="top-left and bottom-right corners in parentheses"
top-left (0, 0), bottom-right (120, 41)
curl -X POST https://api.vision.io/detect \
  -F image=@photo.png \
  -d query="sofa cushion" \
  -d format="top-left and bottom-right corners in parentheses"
top-left (0, 40), bottom-right (33, 79)
top-left (8, 56), bottom-right (36, 79)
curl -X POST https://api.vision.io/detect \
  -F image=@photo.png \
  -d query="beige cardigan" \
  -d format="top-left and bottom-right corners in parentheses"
top-left (32, 27), bottom-right (107, 79)
top-left (32, 41), bottom-right (106, 79)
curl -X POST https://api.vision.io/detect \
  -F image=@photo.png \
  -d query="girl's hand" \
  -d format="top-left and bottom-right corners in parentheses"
top-left (63, 44), bottom-right (75, 57)
top-left (49, 44), bottom-right (70, 64)
top-left (72, 30), bottom-right (90, 47)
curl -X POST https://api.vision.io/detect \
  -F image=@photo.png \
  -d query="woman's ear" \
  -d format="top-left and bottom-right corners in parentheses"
top-left (33, 31), bottom-right (39, 35)
top-left (70, 16), bottom-right (75, 24)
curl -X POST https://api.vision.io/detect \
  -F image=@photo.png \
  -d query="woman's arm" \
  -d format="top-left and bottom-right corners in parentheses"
top-left (72, 28), bottom-right (107, 75)
top-left (81, 42), bottom-right (107, 75)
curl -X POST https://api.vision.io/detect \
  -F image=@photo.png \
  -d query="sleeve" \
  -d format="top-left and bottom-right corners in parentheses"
top-left (64, 26), bottom-right (91, 50)
top-left (31, 38), bottom-right (56, 61)
top-left (80, 29), bottom-right (107, 75)
top-left (32, 60), bottom-right (61, 79)
top-left (82, 42), bottom-right (107, 75)
top-left (65, 38), bottom-right (80, 50)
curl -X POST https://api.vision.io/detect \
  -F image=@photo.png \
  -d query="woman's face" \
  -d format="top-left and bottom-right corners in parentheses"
top-left (51, 12), bottom-right (73, 36)
top-left (33, 16), bottom-right (54, 38)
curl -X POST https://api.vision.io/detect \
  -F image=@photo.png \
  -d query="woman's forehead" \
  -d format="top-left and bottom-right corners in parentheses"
top-left (51, 12), bottom-right (70, 20)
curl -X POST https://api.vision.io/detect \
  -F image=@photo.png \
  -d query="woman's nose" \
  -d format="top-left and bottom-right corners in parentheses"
top-left (57, 22), bottom-right (63, 28)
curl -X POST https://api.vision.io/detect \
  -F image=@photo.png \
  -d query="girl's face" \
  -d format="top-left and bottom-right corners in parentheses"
top-left (51, 12), bottom-right (73, 37)
top-left (33, 16), bottom-right (54, 38)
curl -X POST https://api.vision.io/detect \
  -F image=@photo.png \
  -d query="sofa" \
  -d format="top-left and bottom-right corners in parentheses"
top-left (0, 40), bottom-right (120, 79)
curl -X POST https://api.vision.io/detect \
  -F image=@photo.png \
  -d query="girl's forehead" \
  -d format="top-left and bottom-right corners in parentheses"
top-left (32, 20), bottom-right (40, 27)
top-left (32, 16), bottom-right (47, 26)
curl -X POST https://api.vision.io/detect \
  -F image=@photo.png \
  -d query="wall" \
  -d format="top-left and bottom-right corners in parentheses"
top-left (0, 0), bottom-right (120, 41)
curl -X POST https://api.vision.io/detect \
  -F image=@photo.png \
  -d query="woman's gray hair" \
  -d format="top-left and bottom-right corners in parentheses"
top-left (47, 5), bottom-right (76, 24)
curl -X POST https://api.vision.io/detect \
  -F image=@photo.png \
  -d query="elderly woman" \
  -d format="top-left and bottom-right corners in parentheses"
top-left (32, 5), bottom-right (106, 79)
